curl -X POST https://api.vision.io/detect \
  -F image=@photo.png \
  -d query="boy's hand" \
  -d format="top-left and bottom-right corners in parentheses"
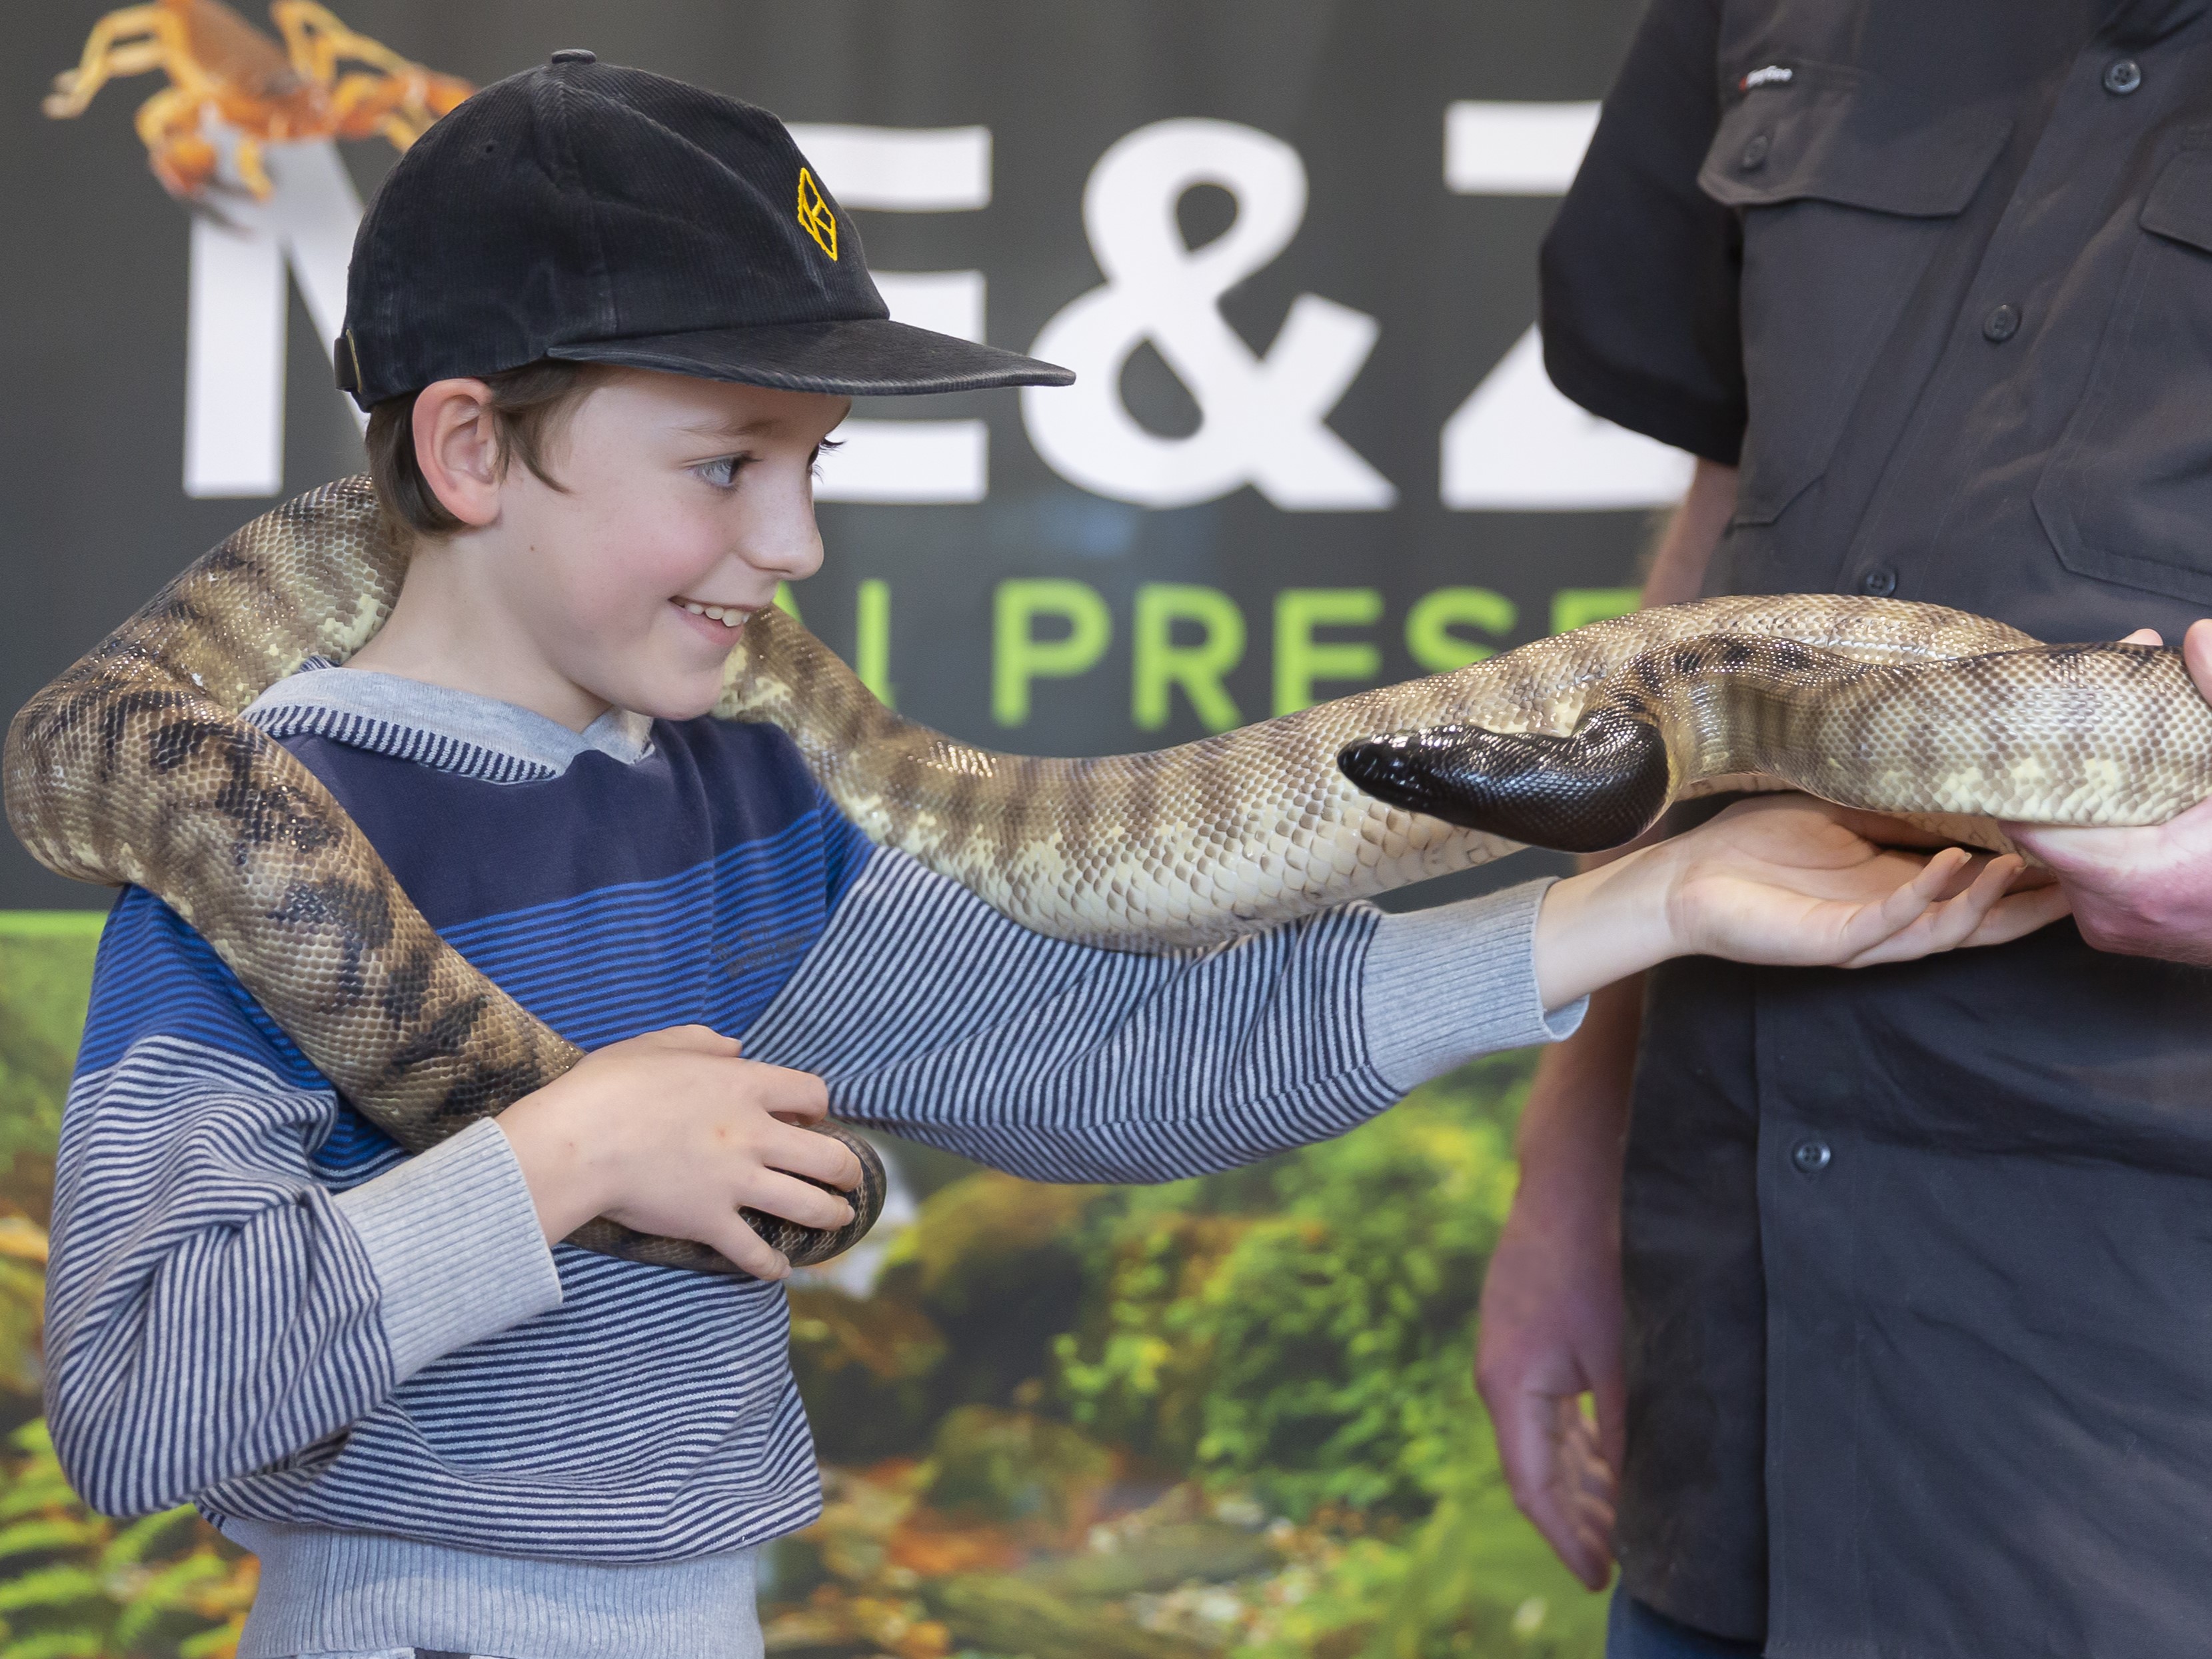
top-left (1659, 795), bottom-right (2067, 966)
top-left (1475, 986), bottom-right (1635, 1590)
top-left (1536, 797), bottom-right (2071, 1006)
top-left (497, 1025), bottom-right (862, 1280)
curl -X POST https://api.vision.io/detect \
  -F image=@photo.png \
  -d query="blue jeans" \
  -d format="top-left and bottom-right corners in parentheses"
top-left (1607, 1592), bottom-right (1764, 1658)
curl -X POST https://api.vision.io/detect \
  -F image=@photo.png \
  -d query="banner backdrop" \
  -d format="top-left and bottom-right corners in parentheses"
top-left (0, 6), bottom-right (1684, 1656)
top-left (0, 0), bottom-right (1673, 911)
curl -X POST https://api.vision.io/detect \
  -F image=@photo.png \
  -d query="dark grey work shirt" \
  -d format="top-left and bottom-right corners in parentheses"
top-left (1544, 1), bottom-right (2212, 1653)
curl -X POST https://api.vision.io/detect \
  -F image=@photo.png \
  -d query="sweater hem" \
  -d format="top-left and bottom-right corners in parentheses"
top-left (229, 1520), bottom-right (763, 1659)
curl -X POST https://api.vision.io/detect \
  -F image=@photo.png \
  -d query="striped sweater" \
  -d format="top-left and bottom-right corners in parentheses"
top-left (44, 665), bottom-right (1583, 1659)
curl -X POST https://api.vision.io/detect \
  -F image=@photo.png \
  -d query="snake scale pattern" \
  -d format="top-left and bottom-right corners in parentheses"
top-left (9, 476), bottom-right (2211, 1272)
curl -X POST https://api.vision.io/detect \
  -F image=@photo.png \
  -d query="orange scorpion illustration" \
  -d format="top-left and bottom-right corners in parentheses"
top-left (43, 0), bottom-right (472, 201)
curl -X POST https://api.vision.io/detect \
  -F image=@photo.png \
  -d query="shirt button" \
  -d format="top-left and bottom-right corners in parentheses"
top-left (2103, 59), bottom-right (2143, 95)
top-left (1792, 1138), bottom-right (1833, 1174)
top-left (1861, 567), bottom-right (1898, 597)
top-left (1740, 131), bottom-right (1771, 170)
top-left (1982, 303), bottom-right (2021, 342)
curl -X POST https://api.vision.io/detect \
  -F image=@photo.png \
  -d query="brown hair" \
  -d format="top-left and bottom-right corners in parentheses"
top-left (365, 359), bottom-right (604, 535)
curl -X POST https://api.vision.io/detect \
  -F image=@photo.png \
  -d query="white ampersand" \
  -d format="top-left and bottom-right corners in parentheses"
top-left (1022, 119), bottom-right (1396, 511)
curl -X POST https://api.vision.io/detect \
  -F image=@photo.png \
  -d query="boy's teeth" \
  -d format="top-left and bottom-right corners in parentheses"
top-left (684, 602), bottom-right (705, 615)
top-left (677, 598), bottom-right (748, 628)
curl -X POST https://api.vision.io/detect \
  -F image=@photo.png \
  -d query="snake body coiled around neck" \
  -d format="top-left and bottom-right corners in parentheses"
top-left (10, 477), bottom-right (2211, 1272)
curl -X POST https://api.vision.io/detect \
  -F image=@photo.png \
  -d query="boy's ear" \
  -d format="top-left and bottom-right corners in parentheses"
top-left (413, 379), bottom-right (505, 529)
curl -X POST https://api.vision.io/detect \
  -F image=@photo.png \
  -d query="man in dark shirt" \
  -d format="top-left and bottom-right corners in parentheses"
top-left (1478, 2), bottom-right (2212, 1655)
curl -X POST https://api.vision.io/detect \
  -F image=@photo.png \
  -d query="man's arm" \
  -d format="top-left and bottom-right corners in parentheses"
top-left (2007, 617), bottom-right (2212, 965)
top-left (1475, 458), bottom-right (1736, 1588)
top-left (1640, 455), bottom-right (1738, 607)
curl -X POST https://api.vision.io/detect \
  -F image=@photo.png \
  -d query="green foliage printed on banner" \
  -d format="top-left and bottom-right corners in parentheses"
top-left (0, 916), bottom-right (259, 1658)
top-left (0, 916), bottom-right (103, 1224)
top-left (778, 1051), bottom-right (1608, 1659)
top-left (0, 916), bottom-right (1609, 1658)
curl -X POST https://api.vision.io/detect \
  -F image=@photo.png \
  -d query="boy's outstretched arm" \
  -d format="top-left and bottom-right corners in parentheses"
top-left (743, 846), bottom-right (1560, 1180)
top-left (739, 803), bottom-right (2059, 1184)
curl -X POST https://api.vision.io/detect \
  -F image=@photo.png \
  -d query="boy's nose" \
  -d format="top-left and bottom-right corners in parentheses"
top-left (746, 519), bottom-right (824, 582)
top-left (740, 471), bottom-right (827, 581)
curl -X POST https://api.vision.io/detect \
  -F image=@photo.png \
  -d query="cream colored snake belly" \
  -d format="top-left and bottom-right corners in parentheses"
top-left (9, 477), bottom-right (2209, 1271)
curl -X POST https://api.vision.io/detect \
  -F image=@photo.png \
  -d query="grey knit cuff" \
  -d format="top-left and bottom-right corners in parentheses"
top-left (1360, 878), bottom-right (1589, 1092)
top-left (332, 1118), bottom-right (564, 1382)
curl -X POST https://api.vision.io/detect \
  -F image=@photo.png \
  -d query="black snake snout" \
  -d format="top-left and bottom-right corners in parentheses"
top-left (1338, 707), bottom-right (1673, 854)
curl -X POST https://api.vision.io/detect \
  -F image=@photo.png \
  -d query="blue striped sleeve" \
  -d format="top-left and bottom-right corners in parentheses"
top-left (45, 891), bottom-right (557, 1517)
top-left (739, 849), bottom-right (1408, 1182)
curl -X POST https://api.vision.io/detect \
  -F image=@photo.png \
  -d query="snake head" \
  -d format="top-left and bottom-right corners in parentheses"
top-left (1337, 707), bottom-right (1673, 854)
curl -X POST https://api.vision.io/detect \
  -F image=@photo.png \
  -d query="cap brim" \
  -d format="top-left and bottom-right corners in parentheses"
top-left (547, 317), bottom-right (1073, 396)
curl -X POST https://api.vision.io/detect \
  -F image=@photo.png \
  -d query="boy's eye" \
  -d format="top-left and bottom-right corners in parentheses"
top-left (811, 437), bottom-right (844, 481)
top-left (693, 455), bottom-right (746, 489)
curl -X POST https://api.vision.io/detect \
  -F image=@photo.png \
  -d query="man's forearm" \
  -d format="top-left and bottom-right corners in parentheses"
top-left (1478, 970), bottom-right (1642, 1586)
top-left (1474, 459), bottom-right (1734, 1585)
top-left (1514, 457), bottom-right (1735, 1184)
top-left (1642, 458), bottom-right (1737, 608)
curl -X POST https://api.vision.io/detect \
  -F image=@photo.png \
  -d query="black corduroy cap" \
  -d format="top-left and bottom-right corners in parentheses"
top-left (335, 51), bottom-right (1072, 408)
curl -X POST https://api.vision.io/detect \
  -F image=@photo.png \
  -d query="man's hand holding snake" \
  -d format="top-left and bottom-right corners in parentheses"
top-left (2007, 620), bottom-right (2212, 966)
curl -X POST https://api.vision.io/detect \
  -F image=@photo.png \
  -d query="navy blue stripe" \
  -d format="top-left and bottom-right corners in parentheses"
top-left (285, 717), bottom-right (847, 928)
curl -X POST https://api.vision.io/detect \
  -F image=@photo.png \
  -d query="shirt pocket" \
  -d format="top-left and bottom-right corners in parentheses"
top-left (2034, 142), bottom-right (2212, 608)
top-left (1699, 77), bottom-right (2009, 525)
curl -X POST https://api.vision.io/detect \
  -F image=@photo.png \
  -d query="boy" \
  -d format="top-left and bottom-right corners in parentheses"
top-left (41, 55), bottom-right (2057, 1659)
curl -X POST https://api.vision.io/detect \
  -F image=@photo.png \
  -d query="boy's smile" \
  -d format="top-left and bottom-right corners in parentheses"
top-left (671, 597), bottom-right (758, 631)
top-left (345, 369), bottom-right (850, 731)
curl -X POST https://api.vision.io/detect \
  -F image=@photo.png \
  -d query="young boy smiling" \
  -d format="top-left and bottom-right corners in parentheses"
top-left (41, 54), bottom-right (2061, 1659)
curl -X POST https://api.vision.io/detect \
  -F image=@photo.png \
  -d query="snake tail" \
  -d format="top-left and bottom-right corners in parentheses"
top-left (572, 1118), bottom-right (889, 1271)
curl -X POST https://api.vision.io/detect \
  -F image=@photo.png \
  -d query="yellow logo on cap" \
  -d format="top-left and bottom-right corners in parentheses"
top-left (796, 167), bottom-right (838, 259)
